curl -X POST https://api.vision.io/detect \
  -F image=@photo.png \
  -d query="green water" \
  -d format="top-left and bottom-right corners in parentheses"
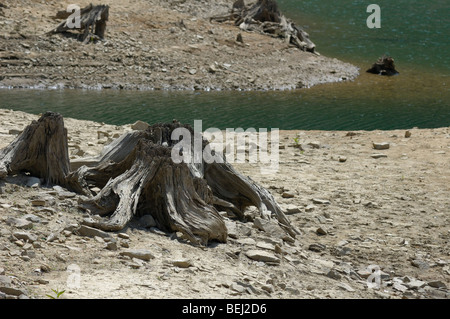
top-left (0, 0), bottom-right (449, 130)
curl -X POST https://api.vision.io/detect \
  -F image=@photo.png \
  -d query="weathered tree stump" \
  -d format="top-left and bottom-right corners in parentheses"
top-left (68, 122), bottom-right (299, 244)
top-left (211, 0), bottom-right (316, 53)
top-left (0, 112), bottom-right (69, 186)
top-left (0, 114), bottom-right (298, 246)
top-left (50, 4), bottom-right (109, 43)
top-left (367, 55), bottom-right (399, 76)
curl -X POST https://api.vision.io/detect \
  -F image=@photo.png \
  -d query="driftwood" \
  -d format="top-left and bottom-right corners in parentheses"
top-left (0, 113), bottom-right (299, 246)
top-left (211, 0), bottom-right (316, 53)
top-left (49, 4), bottom-right (109, 43)
top-left (367, 55), bottom-right (399, 76)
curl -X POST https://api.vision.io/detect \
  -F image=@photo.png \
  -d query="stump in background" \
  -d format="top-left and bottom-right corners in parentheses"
top-left (367, 55), bottom-right (399, 76)
top-left (212, 0), bottom-right (316, 53)
top-left (50, 4), bottom-right (109, 43)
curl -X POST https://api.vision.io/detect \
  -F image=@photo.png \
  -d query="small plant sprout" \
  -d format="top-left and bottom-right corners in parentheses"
top-left (46, 288), bottom-right (65, 299)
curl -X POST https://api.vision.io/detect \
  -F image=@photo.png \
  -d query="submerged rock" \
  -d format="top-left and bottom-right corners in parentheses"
top-left (367, 55), bottom-right (399, 76)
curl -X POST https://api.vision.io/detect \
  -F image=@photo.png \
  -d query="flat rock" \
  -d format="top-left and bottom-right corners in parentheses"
top-left (371, 153), bottom-right (388, 159)
top-left (5, 217), bottom-right (33, 230)
top-left (224, 219), bottom-right (238, 239)
top-left (427, 280), bottom-right (447, 289)
top-left (281, 192), bottom-right (295, 198)
top-left (337, 282), bottom-right (355, 292)
top-left (411, 259), bottom-right (429, 269)
top-left (171, 259), bottom-right (194, 268)
top-left (77, 225), bottom-right (111, 239)
top-left (120, 249), bottom-right (155, 261)
top-left (0, 275), bottom-right (12, 287)
top-left (0, 286), bottom-right (27, 296)
top-left (13, 231), bottom-right (37, 243)
top-left (373, 142), bottom-right (390, 150)
top-left (245, 249), bottom-right (280, 264)
top-left (283, 204), bottom-right (301, 215)
top-left (308, 243), bottom-right (326, 252)
top-left (253, 218), bottom-right (294, 243)
top-left (312, 198), bottom-right (331, 205)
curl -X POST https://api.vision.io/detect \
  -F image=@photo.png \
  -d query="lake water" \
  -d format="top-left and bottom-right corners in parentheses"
top-left (1, 0), bottom-right (449, 130)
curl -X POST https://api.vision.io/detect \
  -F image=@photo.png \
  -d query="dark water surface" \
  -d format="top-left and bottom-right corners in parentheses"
top-left (0, 0), bottom-right (449, 130)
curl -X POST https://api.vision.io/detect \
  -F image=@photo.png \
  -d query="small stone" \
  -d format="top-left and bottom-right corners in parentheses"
top-left (131, 120), bottom-right (150, 131)
top-left (282, 192), bottom-right (295, 198)
top-left (25, 177), bottom-right (41, 188)
top-left (316, 227), bottom-right (327, 236)
top-left (0, 286), bottom-right (27, 297)
top-left (245, 249), bottom-right (280, 264)
top-left (312, 198), bottom-right (331, 205)
top-left (139, 215), bottom-right (156, 228)
top-left (256, 241), bottom-right (276, 251)
top-left (40, 264), bottom-right (51, 273)
top-left (373, 142), bottom-right (390, 150)
top-left (308, 141), bottom-right (321, 149)
top-left (305, 204), bottom-right (315, 212)
top-left (261, 284), bottom-right (274, 293)
top-left (5, 218), bottom-right (33, 230)
top-left (12, 231), bottom-right (37, 243)
top-left (308, 243), bottom-right (326, 252)
top-left (171, 259), bottom-right (194, 268)
top-left (120, 249), bottom-right (155, 261)
top-left (77, 225), bottom-right (111, 239)
top-left (405, 278), bottom-right (427, 290)
top-left (338, 156), bottom-right (347, 163)
top-left (105, 241), bottom-right (118, 251)
top-left (371, 153), bottom-right (388, 159)
top-left (405, 131), bottom-right (412, 138)
top-left (30, 199), bottom-right (46, 206)
top-left (189, 69), bottom-right (197, 75)
top-left (428, 280), bottom-right (446, 289)
top-left (393, 282), bottom-right (408, 293)
top-left (337, 283), bottom-right (355, 292)
top-left (0, 275), bottom-right (12, 287)
top-left (326, 269), bottom-right (342, 280)
top-left (284, 204), bottom-right (301, 215)
top-left (411, 259), bottom-right (429, 269)
top-left (230, 282), bottom-right (245, 294)
top-left (117, 233), bottom-right (129, 239)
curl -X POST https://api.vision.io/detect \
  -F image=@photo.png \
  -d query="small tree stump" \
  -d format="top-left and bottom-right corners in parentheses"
top-left (367, 55), bottom-right (399, 76)
top-left (0, 112), bottom-right (69, 186)
top-left (49, 4), bottom-right (109, 43)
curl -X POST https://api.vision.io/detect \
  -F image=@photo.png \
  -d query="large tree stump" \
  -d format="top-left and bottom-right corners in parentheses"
top-left (1, 114), bottom-right (298, 246)
top-left (0, 112), bottom-right (69, 186)
top-left (211, 0), bottom-right (316, 53)
top-left (49, 4), bottom-right (109, 43)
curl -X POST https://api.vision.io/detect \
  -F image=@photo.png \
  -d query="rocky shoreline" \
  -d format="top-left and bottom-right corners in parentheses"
top-left (0, 109), bottom-right (449, 299)
top-left (0, 0), bottom-right (359, 91)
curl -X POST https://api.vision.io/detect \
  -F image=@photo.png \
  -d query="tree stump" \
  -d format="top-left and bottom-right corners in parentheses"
top-left (367, 55), bottom-right (399, 76)
top-left (0, 112), bottom-right (69, 186)
top-left (1, 114), bottom-right (299, 246)
top-left (211, 0), bottom-right (316, 53)
top-left (50, 4), bottom-right (109, 43)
